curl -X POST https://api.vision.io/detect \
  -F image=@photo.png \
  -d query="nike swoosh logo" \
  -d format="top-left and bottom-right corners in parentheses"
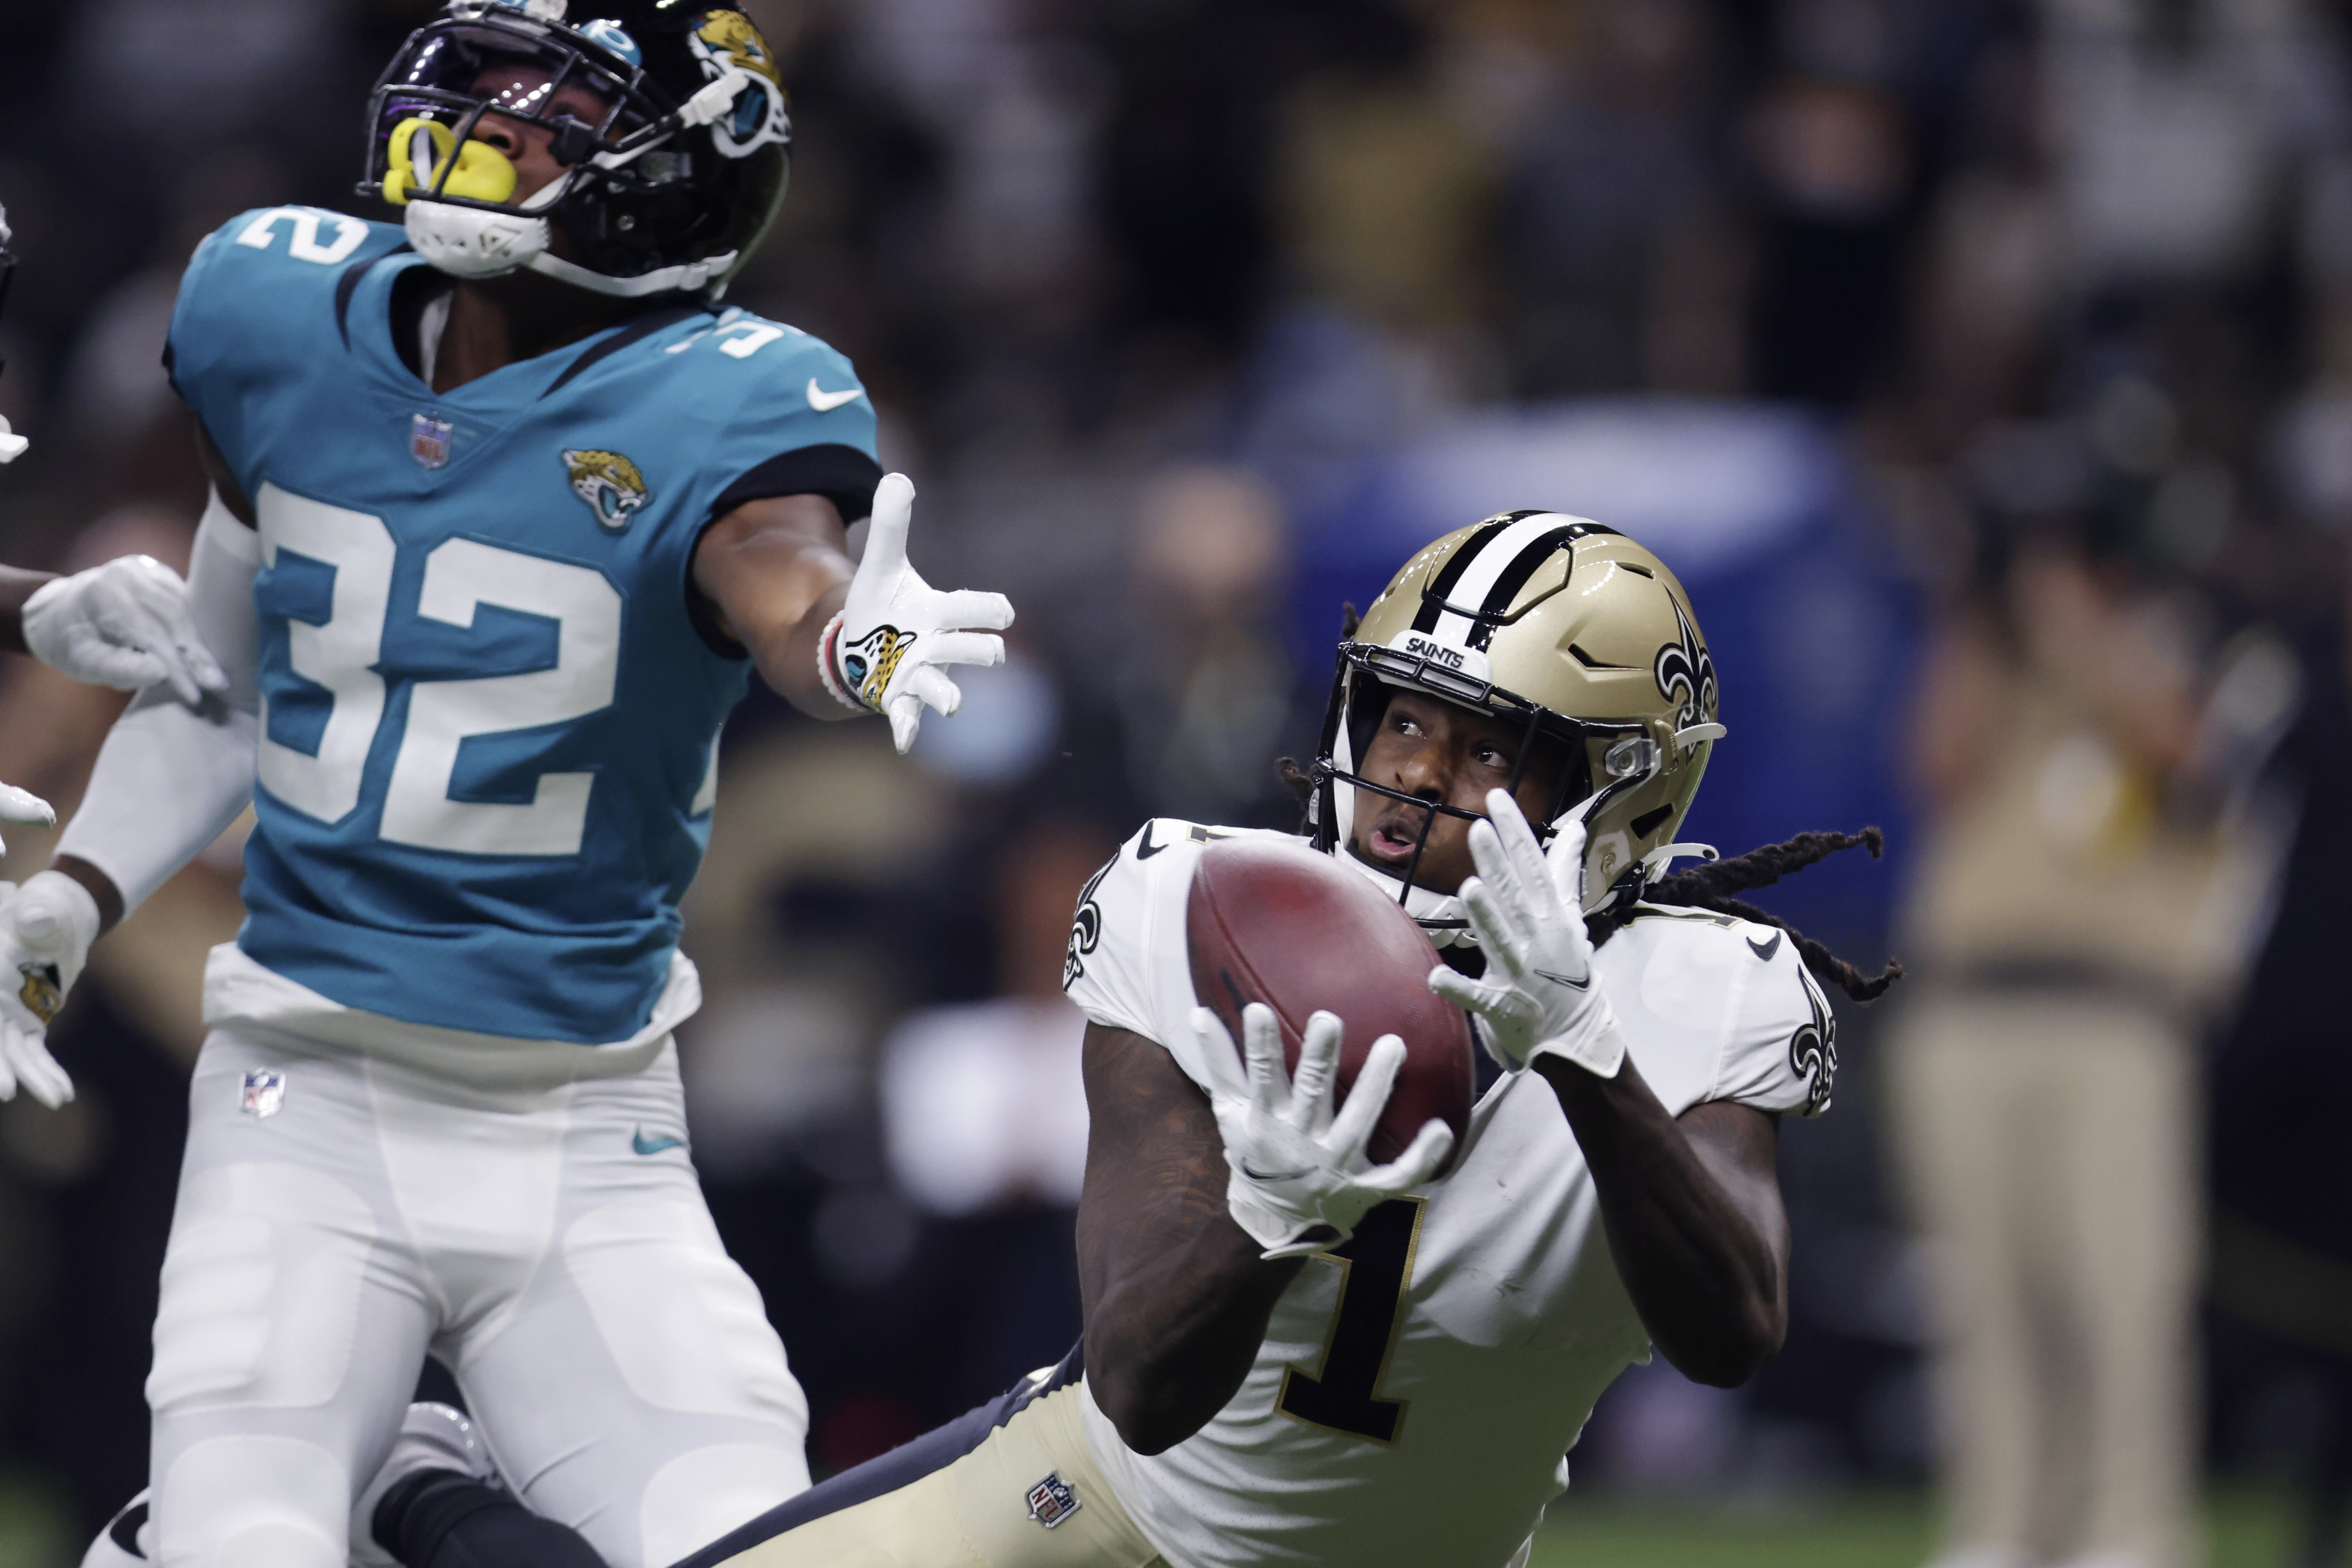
top-left (1746, 932), bottom-right (1782, 962)
top-left (1134, 823), bottom-right (1166, 859)
top-left (632, 1127), bottom-right (687, 1156)
top-left (806, 379), bottom-right (863, 412)
top-left (1240, 1162), bottom-right (1314, 1182)
top-left (1533, 968), bottom-right (1591, 990)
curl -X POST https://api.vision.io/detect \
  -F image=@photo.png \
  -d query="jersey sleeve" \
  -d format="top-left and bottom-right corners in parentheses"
top-left (704, 323), bottom-right (884, 523)
top-left (1063, 820), bottom-right (1184, 1041)
top-left (1709, 933), bottom-right (1839, 1117)
top-left (166, 207), bottom-right (403, 489)
top-left (1062, 820), bottom-right (1296, 1094)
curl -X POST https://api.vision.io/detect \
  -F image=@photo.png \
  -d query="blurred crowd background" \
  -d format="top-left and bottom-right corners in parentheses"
top-left (2, 0), bottom-right (2351, 1563)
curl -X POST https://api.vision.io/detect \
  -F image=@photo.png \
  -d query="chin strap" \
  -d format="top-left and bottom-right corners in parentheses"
top-left (1639, 841), bottom-right (1719, 883)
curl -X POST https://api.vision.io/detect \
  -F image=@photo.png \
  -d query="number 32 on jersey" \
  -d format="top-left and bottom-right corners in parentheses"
top-left (256, 482), bottom-right (620, 857)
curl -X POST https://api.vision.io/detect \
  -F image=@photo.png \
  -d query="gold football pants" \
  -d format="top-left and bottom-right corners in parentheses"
top-left (687, 1368), bottom-right (1165, 1568)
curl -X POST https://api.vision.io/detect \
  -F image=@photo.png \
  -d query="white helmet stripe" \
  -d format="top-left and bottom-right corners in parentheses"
top-left (1428, 513), bottom-right (1575, 648)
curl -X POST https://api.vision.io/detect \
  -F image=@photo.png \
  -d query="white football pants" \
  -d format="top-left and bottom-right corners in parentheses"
top-left (142, 1023), bottom-right (809, 1568)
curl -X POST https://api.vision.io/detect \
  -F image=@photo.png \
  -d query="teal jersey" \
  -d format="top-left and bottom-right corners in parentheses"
top-left (168, 206), bottom-right (883, 1044)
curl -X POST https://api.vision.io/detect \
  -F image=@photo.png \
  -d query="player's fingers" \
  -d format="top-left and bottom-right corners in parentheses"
top-left (1486, 788), bottom-right (1556, 915)
top-left (0, 1037), bottom-right (21, 1102)
top-left (13, 1039), bottom-right (71, 1108)
top-left (1544, 817), bottom-right (1589, 911)
top-left (1330, 1032), bottom-right (1405, 1155)
top-left (1368, 1119), bottom-right (1455, 1192)
top-left (67, 639), bottom-right (166, 693)
top-left (1290, 1010), bottom-right (1342, 1128)
top-left (0, 785), bottom-right (55, 829)
top-left (930, 589), bottom-right (1015, 631)
top-left (1189, 1006), bottom-right (1247, 1098)
top-left (1465, 818), bottom-right (1537, 933)
top-left (922, 631), bottom-right (1003, 669)
top-left (1239, 1002), bottom-right (1289, 1113)
top-left (900, 664), bottom-right (963, 719)
top-left (864, 473), bottom-right (914, 575)
top-left (1456, 879), bottom-right (1530, 978)
top-left (1426, 965), bottom-right (1514, 1017)
top-left (885, 694), bottom-right (922, 754)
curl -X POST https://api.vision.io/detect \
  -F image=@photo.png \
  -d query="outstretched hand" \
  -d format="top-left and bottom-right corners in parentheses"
top-left (1192, 1001), bottom-right (1453, 1259)
top-left (22, 555), bottom-right (229, 706)
top-left (829, 473), bottom-right (1015, 753)
top-left (1427, 788), bottom-right (1627, 1078)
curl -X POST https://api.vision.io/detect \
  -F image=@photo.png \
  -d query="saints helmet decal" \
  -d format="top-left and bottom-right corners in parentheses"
top-left (1653, 594), bottom-right (1718, 732)
top-left (563, 448), bottom-right (651, 530)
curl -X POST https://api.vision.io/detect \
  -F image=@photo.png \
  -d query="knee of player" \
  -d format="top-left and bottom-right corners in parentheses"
top-left (154, 1435), bottom-right (352, 1568)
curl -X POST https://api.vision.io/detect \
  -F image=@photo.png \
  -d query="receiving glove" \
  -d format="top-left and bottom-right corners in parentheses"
top-left (818, 473), bottom-right (1015, 753)
top-left (1427, 788), bottom-right (1628, 1079)
top-left (1192, 1002), bottom-right (1455, 1260)
top-left (0, 869), bottom-right (98, 1107)
top-left (22, 555), bottom-right (228, 707)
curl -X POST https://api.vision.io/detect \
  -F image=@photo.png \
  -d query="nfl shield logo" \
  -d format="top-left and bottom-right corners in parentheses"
top-left (411, 413), bottom-right (454, 469)
top-left (240, 1069), bottom-right (285, 1119)
top-left (1024, 1472), bottom-right (1080, 1529)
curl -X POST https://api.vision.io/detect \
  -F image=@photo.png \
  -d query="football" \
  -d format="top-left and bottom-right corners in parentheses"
top-left (1186, 836), bottom-right (1474, 1175)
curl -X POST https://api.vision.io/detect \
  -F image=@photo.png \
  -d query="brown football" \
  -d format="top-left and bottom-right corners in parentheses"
top-left (1186, 836), bottom-right (1474, 1174)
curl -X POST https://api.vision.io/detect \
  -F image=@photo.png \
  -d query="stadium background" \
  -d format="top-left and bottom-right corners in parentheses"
top-left (0, 0), bottom-right (2348, 1561)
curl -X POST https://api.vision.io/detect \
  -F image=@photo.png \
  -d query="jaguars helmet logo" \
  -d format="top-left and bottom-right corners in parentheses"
top-left (687, 11), bottom-right (791, 159)
top-left (1652, 593), bottom-right (1719, 732)
top-left (563, 449), bottom-right (651, 531)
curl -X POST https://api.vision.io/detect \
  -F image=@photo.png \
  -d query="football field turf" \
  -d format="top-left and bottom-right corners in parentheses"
top-left (1531, 1487), bottom-right (2294, 1568)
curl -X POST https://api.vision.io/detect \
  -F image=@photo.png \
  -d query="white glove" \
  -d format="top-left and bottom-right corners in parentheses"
top-left (1192, 1002), bottom-right (1455, 1259)
top-left (0, 869), bottom-right (98, 1108)
top-left (0, 416), bottom-right (25, 465)
top-left (0, 783), bottom-right (50, 858)
top-left (821, 473), bottom-right (1014, 753)
top-left (1427, 788), bottom-right (1628, 1079)
top-left (22, 555), bottom-right (229, 706)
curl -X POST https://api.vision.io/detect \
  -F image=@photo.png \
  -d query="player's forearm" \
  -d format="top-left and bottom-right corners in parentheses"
top-left (1081, 1212), bottom-right (1301, 1455)
top-left (1535, 1058), bottom-right (1788, 1386)
top-left (694, 495), bottom-right (863, 720)
top-left (0, 565), bottom-right (54, 656)
top-left (1077, 1024), bottom-right (1304, 1453)
top-left (758, 577), bottom-right (854, 718)
top-left (54, 694), bottom-right (256, 934)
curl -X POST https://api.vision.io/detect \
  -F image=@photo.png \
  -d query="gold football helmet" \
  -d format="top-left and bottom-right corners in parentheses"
top-left (1308, 511), bottom-right (1726, 926)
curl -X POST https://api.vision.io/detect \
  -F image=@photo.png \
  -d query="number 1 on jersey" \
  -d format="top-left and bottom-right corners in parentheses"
top-left (1276, 1197), bottom-right (1426, 1445)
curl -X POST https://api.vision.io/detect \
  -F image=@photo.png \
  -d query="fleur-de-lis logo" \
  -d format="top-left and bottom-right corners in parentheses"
top-left (1788, 965), bottom-right (1838, 1114)
top-left (1064, 853), bottom-right (1116, 988)
top-left (1652, 594), bottom-right (1718, 731)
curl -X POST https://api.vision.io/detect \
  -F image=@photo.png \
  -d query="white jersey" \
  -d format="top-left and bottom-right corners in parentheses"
top-left (1062, 819), bottom-right (1835, 1568)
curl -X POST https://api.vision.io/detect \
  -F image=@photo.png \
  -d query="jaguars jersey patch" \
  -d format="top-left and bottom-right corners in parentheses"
top-left (563, 448), bottom-right (651, 530)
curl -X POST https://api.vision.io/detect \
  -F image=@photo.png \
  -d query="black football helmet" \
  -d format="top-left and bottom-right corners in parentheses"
top-left (359, 0), bottom-right (791, 299)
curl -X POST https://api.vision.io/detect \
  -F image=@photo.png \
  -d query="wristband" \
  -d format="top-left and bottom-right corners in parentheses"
top-left (813, 613), bottom-right (865, 715)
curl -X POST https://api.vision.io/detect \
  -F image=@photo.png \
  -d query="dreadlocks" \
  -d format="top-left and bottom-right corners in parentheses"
top-left (1593, 829), bottom-right (1904, 1002)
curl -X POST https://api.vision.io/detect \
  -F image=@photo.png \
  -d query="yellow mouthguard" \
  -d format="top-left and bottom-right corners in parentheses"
top-left (381, 117), bottom-right (521, 207)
